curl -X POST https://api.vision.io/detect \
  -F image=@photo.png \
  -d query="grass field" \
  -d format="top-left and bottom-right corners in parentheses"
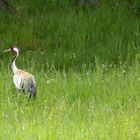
top-left (0, 0), bottom-right (140, 139)
top-left (0, 64), bottom-right (140, 139)
top-left (0, 0), bottom-right (140, 70)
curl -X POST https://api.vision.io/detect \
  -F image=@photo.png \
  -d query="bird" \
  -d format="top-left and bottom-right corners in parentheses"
top-left (3, 45), bottom-right (36, 98)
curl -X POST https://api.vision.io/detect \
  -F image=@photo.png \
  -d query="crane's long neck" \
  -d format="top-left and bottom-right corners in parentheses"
top-left (11, 52), bottom-right (19, 74)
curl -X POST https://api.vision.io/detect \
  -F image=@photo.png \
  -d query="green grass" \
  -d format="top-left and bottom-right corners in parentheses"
top-left (0, 0), bottom-right (140, 139)
top-left (0, 0), bottom-right (140, 70)
top-left (0, 63), bottom-right (140, 139)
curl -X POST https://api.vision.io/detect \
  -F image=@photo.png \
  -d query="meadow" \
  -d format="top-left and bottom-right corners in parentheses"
top-left (0, 0), bottom-right (140, 139)
top-left (0, 64), bottom-right (140, 139)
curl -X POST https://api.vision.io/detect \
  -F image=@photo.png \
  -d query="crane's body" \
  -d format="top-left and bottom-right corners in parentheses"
top-left (13, 69), bottom-right (36, 97)
top-left (4, 46), bottom-right (36, 98)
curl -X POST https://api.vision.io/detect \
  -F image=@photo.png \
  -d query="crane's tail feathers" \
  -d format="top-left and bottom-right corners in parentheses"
top-left (21, 79), bottom-right (36, 98)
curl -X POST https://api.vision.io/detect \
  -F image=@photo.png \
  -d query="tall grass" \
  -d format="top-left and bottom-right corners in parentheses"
top-left (0, 0), bottom-right (140, 70)
top-left (0, 1), bottom-right (140, 139)
top-left (0, 63), bottom-right (140, 139)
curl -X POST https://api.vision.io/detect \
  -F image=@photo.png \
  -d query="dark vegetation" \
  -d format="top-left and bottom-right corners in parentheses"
top-left (0, 0), bottom-right (13, 13)
top-left (0, 0), bottom-right (140, 71)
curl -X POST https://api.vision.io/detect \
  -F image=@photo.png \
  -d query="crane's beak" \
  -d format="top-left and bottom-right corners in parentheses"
top-left (3, 48), bottom-right (11, 52)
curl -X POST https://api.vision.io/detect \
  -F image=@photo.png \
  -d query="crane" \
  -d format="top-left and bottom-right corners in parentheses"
top-left (4, 46), bottom-right (36, 98)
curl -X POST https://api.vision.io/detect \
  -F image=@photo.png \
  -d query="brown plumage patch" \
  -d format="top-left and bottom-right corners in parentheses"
top-left (15, 69), bottom-right (34, 79)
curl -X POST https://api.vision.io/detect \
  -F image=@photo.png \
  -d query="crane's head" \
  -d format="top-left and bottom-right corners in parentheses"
top-left (3, 45), bottom-right (19, 55)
